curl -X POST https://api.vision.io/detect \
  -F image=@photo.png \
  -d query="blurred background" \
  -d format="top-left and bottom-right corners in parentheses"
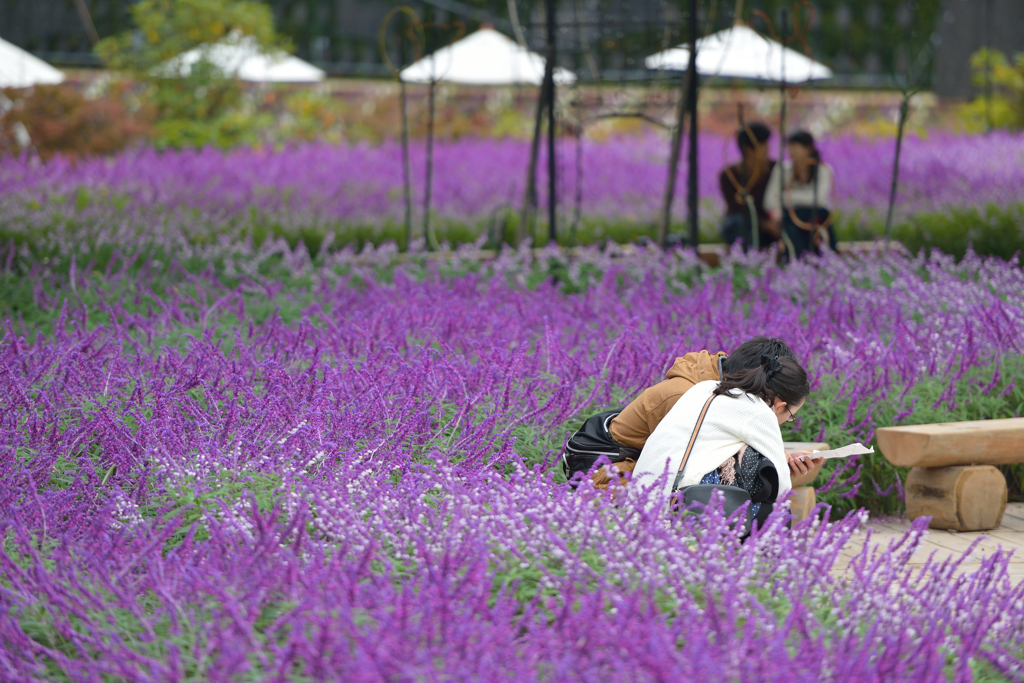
top-left (2, 0), bottom-right (1022, 154)
top-left (1, 0), bottom-right (1023, 254)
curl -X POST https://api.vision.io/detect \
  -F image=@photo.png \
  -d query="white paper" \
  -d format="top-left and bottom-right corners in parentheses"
top-left (796, 443), bottom-right (874, 461)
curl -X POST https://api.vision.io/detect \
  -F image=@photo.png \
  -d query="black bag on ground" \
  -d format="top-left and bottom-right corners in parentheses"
top-left (561, 410), bottom-right (638, 485)
top-left (674, 484), bottom-right (757, 534)
top-left (673, 483), bottom-right (775, 535)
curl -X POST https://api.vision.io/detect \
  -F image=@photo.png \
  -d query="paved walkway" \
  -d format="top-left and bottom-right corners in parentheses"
top-left (834, 503), bottom-right (1024, 585)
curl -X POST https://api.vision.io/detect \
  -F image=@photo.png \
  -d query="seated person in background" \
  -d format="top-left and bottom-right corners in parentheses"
top-left (763, 130), bottom-right (838, 260)
top-left (718, 122), bottom-right (781, 251)
top-left (631, 353), bottom-right (812, 515)
top-left (608, 336), bottom-right (822, 487)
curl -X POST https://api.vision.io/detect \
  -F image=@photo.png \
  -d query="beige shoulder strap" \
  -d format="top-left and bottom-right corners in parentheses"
top-left (677, 394), bottom-right (717, 474)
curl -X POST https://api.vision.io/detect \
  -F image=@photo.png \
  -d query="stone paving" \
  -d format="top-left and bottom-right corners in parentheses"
top-left (834, 502), bottom-right (1024, 585)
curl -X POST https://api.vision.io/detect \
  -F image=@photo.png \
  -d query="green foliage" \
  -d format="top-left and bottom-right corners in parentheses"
top-left (154, 110), bottom-right (275, 150)
top-left (278, 89), bottom-right (347, 144)
top-left (150, 58), bottom-right (243, 119)
top-left (959, 48), bottom-right (1024, 132)
top-left (94, 0), bottom-right (287, 150)
top-left (95, 0), bottom-right (284, 72)
top-left (147, 469), bottom-right (285, 550)
top-left (791, 354), bottom-right (1024, 514)
top-left (892, 204), bottom-right (1024, 262)
top-left (836, 203), bottom-right (1024, 262)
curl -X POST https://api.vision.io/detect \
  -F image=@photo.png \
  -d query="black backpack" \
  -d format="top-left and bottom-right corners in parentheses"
top-left (561, 410), bottom-right (639, 486)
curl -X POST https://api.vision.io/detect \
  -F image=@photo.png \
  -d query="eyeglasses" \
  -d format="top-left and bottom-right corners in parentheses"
top-left (784, 406), bottom-right (797, 423)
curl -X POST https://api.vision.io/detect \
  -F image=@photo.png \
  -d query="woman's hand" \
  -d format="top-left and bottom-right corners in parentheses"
top-left (787, 450), bottom-right (824, 487)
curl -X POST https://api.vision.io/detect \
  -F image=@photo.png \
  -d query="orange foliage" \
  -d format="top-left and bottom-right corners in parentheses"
top-left (1, 85), bottom-right (152, 160)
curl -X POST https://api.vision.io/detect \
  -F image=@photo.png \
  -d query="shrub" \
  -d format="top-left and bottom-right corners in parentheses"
top-left (958, 48), bottom-right (1024, 132)
top-left (837, 203), bottom-right (1024, 262)
top-left (0, 85), bottom-right (150, 160)
top-left (95, 0), bottom-right (284, 73)
top-left (94, 0), bottom-right (287, 150)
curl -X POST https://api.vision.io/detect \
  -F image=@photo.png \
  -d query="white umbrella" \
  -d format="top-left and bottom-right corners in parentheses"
top-left (398, 27), bottom-right (575, 249)
top-left (0, 37), bottom-right (65, 88)
top-left (645, 23), bottom-right (832, 83)
top-left (400, 27), bottom-right (576, 86)
top-left (161, 33), bottom-right (325, 83)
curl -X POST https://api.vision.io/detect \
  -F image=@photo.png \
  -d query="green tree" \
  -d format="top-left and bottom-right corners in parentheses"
top-left (96, 0), bottom-right (285, 71)
top-left (959, 48), bottom-right (1024, 132)
top-left (95, 0), bottom-right (287, 149)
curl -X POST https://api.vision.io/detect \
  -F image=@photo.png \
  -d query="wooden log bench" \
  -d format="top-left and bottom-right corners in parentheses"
top-left (876, 418), bottom-right (1024, 531)
top-left (784, 441), bottom-right (829, 523)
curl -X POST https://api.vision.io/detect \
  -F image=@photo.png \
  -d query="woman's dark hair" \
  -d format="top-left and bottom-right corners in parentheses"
top-left (714, 354), bottom-right (810, 408)
top-left (787, 130), bottom-right (821, 182)
top-left (721, 336), bottom-right (795, 376)
top-left (737, 122), bottom-right (771, 153)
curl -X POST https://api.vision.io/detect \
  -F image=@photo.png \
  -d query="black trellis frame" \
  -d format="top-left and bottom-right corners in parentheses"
top-left (516, 0), bottom-right (698, 247)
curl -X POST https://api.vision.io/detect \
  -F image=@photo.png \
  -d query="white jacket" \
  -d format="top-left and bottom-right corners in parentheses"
top-left (632, 380), bottom-right (792, 503)
top-left (763, 160), bottom-right (834, 216)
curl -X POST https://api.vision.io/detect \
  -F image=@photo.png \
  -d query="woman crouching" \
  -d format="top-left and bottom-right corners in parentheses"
top-left (631, 353), bottom-right (811, 520)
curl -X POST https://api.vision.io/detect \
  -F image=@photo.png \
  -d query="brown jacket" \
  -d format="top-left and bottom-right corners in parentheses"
top-left (609, 350), bottom-right (727, 451)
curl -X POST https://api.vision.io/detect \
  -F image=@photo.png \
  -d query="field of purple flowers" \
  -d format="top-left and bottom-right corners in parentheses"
top-left (2, 132), bottom-right (1023, 251)
top-left (3, 238), bottom-right (1024, 679)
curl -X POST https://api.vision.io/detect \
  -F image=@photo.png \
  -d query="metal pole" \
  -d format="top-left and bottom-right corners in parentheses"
top-left (657, 68), bottom-right (692, 247)
top-left (72, 0), bottom-right (100, 44)
top-left (984, 0), bottom-right (992, 132)
top-left (424, 80), bottom-right (437, 250)
top-left (686, 0), bottom-right (699, 247)
top-left (545, 0), bottom-right (558, 244)
top-left (519, 86), bottom-right (546, 246)
top-left (399, 15), bottom-right (414, 250)
top-left (884, 98), bottom-right (909, 243)
top-left (778, 8), bottom-right (788, 231)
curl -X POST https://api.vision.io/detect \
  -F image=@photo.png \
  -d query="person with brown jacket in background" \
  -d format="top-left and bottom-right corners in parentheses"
top-left (607, 336), bottom-right (823, 487)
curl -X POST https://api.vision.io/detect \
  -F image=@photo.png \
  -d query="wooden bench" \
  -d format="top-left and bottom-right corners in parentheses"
top-left (876, 418), bottom-right (1024, 531)
top-left (784, 442), bottom-right (828, 523)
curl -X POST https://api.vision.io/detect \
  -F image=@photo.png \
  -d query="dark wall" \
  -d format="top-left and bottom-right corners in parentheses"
top-left (5, 0), bottom-right (1020, 94)
top-left (0, 0), bottom-right (112, 62)
top-left (933, 0), bottom-right (1024, 100)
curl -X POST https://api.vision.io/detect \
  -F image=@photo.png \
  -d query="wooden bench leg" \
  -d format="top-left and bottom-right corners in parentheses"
top-left (790, 486), bottom-right (816, 524)
top-left (905, 465), bottom-right (1007, 531)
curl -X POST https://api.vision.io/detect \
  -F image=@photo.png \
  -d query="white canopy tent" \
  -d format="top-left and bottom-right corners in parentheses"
top-left (399, 27), bottom-right (576, 86)
top-left (0, 37), bottom-right (65, 88)
top-left (161, 33), bottom-right (325, 83)
top-left (397, 27), bottom-right (576, 249)
top-left (645, 23), bottom-right (832, 82)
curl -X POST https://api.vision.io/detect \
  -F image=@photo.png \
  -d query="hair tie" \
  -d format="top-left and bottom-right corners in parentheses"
top-left (761, 354), bottom-right (782, 379)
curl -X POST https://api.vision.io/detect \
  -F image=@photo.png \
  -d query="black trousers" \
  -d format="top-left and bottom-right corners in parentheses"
top-left (720, 212), bottom-right (779, 252)
top-left (782, 207), bottom-right (837, 260)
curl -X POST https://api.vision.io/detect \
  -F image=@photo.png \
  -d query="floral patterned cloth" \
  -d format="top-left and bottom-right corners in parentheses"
top-left (699, 445), bottom-right (774, 517)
